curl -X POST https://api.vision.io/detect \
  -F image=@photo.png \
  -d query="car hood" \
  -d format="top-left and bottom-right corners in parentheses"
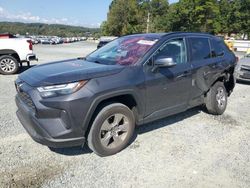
top-left (19, 59), bottom-right (124, 87)
top-left (238, 57), bottom-right (250, 66)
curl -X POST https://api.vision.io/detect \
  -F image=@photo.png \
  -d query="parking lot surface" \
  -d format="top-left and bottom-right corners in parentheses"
top-left (0, 42), bottom-right (249, 188)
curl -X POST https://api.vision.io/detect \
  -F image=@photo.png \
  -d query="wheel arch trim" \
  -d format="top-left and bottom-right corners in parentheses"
top-left (0, 49), bottom-right (20, 62)
top-left (82, 89), bottom-right (144, 135)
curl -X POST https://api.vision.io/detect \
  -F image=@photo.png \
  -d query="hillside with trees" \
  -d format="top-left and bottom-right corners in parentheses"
top-left (101, 0), bottom-right (250, 38)
top-left (0, 22), bottom-right (100, 37)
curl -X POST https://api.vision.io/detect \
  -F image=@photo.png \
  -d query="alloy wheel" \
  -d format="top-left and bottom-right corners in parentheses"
top-left (99, 113), bottom-right (129, 149)
top-left (0, 58), bottom-right (16, 73)
top-left (216, 87), bottom-right (226, 109)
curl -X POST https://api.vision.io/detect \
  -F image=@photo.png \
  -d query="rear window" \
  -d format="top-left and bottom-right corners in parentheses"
top-left (190, 38), bottom-right (211, 61)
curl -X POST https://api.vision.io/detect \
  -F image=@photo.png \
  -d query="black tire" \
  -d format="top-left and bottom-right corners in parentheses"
top-left (205, 82), bottom-right (228, 115)
top-left (0, 55), bottom-right (19, 75)
top-left (87, 103), bottom-right (135, 156)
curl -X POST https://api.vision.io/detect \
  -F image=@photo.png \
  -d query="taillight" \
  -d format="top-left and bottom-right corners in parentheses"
top-left (27, 40), bottom-right (33, 50)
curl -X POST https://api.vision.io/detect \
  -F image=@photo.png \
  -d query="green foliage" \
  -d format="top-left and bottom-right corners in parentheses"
top-left (102, 0), bottom-right (250, 38)
top-left (102, 0), bottom-right (143, 36)
top-left (238, 0), bottom-right (250, 37)
top-left (148, 0), bottom-right (169, 32)
top-left (0, 22), bottom-right (100, 37)
top-left (102, 0), bottom-right (169, 35)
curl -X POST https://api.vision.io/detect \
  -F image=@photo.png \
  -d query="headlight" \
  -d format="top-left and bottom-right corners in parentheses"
top-left (37, 80), bottom-right (88, 98)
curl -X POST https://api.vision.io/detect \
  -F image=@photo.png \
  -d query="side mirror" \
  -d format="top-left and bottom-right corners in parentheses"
top-left (155, 57), bottom-right (177, 67)
top-left (152, 57), bottom-right (176, 72)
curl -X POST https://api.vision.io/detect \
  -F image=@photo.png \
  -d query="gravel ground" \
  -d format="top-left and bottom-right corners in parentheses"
top-left (0, 42), bottom-right (249, 188)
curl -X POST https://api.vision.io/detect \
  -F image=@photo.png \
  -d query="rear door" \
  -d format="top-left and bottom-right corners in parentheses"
top-left (144, 37), bottom-right (192, 119)
top-left (188, 37), bottom-right (228, 102)
top-left (188, 37), bottom-right (214, 100)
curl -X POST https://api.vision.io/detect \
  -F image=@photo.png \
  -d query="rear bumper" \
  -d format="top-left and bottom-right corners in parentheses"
top-left (15, 95), bottom-right (86, 148)
top-left (26, 54), bottom-right (38, 62)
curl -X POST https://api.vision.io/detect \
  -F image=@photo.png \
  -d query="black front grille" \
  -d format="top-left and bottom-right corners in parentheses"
top-left (18, 91), bottom-right (36, 111)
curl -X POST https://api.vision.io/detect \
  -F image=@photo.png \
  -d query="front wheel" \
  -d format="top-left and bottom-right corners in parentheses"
top-left (205, 82), bottom-right (228, 115)
top-left (87, 103), bottom-right (135, 156)
top-left (0, 55), bottom-right (19, 75)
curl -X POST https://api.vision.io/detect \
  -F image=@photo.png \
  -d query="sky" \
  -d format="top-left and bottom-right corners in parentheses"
top-left (0, 0), bottom-right (178, 28)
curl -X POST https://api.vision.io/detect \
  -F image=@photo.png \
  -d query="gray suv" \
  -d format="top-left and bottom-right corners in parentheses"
top-left (15, 32), bottom-right (236, 156)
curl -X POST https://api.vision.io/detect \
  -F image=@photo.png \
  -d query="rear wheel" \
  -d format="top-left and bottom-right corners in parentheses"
top-left (205, 82), bottom-right (227, 115)
top-left (0, 55), bottom-right (19, 75)
top-left (87, 103), bottom-right (135, 156)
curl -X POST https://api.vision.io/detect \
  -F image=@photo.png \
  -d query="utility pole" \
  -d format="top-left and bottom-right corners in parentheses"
top-left (145, 0), bottom-right (152, 33)
top-left (146, 12), bottom-right (150, 33)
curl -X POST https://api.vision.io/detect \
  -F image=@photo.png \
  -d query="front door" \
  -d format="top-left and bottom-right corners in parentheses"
top-left (144, 37), bottom-right (192, 119)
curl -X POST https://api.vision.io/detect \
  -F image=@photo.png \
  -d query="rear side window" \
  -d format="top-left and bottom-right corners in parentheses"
top-left (190, 38), bottom-right (211, 61)
top-left (210, 38), bottom-right (225, 57)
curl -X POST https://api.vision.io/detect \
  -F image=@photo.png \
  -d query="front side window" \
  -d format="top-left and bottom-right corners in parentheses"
top-left (86, 35), bottom-right (159, 66)
top-left (190, 37), bottom-right (211, 61)
top-left (154, 38), bottom-right (187, 64)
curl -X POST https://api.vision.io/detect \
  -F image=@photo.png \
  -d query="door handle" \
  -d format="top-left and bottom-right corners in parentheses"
top-left (176, 71), bottom-right (191, 79)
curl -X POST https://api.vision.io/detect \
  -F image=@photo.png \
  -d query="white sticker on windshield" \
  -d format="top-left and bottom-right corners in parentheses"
top-left (137, 40), bottom-right (157, 45)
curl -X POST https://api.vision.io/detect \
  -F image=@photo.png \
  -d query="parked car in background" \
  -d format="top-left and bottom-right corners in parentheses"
top-left (30, 38), bottom-right (39, 44)
top-left (97, 40), bottom-right (110, 48)
top-left (15, 32), bottom-right (236, 156)
top-left (97, 36), bottom-right (117, 48)
top-left (0, 36), bottom-right (37, 74)
top-left (29, 36), bottom-right (85, 45)
top-left (0, 33), bottom-right (16, 39)
top-left (235, 52), bottom-right (250, 82)
top-left (224, 40), bottom-right (237, 51)
top-left (40, 38), bottom-right (51, 44)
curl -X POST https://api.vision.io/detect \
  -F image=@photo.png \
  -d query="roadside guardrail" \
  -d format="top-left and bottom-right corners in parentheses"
top-left (225, 40), bottom-right (250, 52)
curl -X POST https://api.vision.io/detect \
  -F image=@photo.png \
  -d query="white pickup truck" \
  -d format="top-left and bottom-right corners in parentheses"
top-left (0, 38), bottom-right (37, 74)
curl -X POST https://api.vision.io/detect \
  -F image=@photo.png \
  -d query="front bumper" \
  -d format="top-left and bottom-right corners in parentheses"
top-left (14, 79), bottom-right (90, 148)
top-left (16, 96), bottom-right (85, 148)
top-left (234, 67), bottom-right (250, 82)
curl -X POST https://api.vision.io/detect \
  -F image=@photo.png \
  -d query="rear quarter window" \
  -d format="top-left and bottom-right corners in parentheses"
top-left (210, 38), bottom-right (226, 57)
top-left (190, 37), bottom-right (211, 62)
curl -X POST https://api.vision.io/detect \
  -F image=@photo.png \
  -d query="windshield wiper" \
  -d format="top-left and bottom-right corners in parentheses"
top-left (93, 60), bottom-right (102, 64)
top-left (77, 57), bottom-right (86, 60)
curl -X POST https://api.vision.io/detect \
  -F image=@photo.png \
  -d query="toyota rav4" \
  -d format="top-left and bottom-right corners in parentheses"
top-left (15, 32), bottom-right (236, 156)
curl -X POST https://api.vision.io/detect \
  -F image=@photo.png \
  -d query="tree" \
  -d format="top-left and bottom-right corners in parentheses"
top-left (169, 0), bottom-right (219, 33)
top-left (103, 0), bottom-right (142, 36)
top-left (100, 21), bottom-right (109, 36)
top-left (195, 0), bottom-right (219, 33)
top-left (149, 0), bottom-right (169, 32)
top-left (0, 22), bottom-right (99, 37)
top-left (238, 0), bottom-right (250, 38)
top-left (169, 0), bottom-right (195, 31)
top-left (101, 0), bottom-right (250, 38)
top-left (102, 0), bottom-right (169, 35)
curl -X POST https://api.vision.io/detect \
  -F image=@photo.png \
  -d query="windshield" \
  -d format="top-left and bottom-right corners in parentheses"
top-left (86, 35), bottom-right (159, 65)
top-left (246, 53), bottom-right (250, 57)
